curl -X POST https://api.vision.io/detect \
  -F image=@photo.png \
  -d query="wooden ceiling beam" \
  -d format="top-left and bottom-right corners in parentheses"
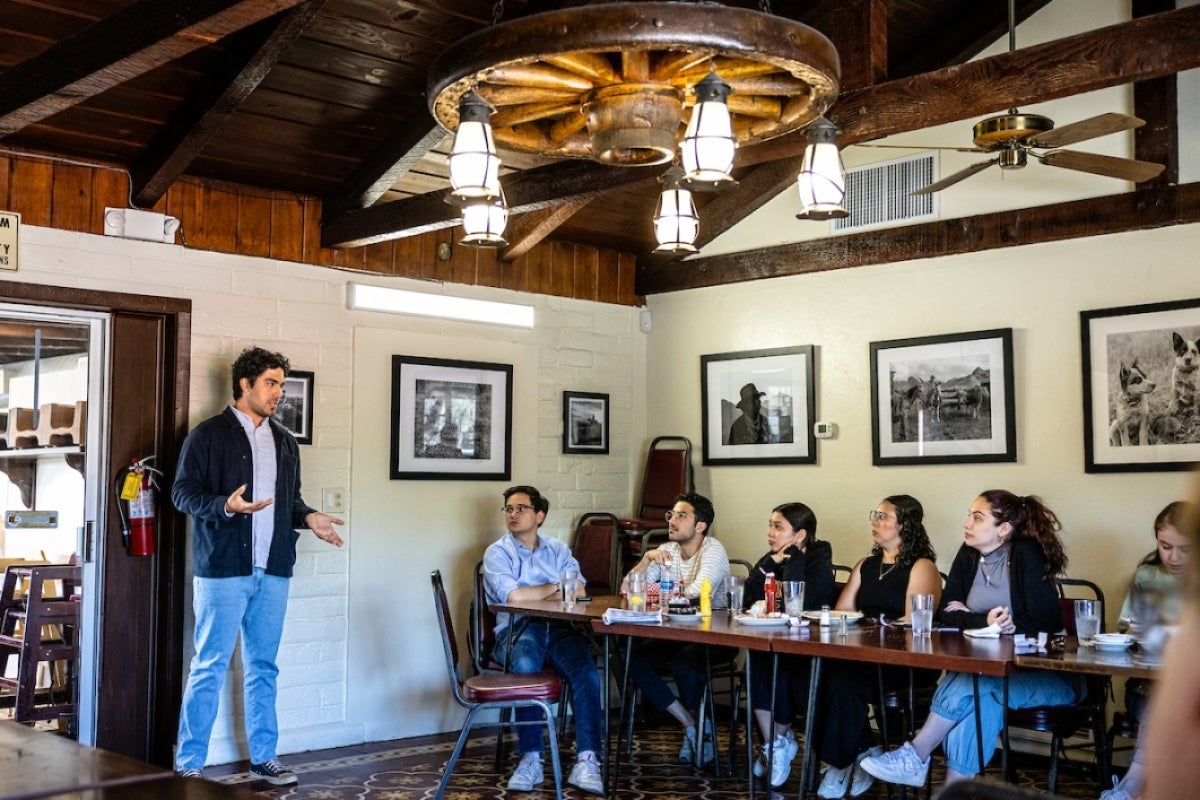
top-left (498, 199), bottom-right (592, 262)
top-left (322, 161), bottom-right (660, 248)
top-left (637, 182), bottom-right (1200, 295)
top-left (130, 1), bottom-right (325, 207)
top-left (321, 123), bottom-right (447, 219)
top-left (0, 0), bottom-right (308, 137)
top-left (1132, 0), bottom-right (1179, 188)
top-left (806, 0), bottom-right (888, 91)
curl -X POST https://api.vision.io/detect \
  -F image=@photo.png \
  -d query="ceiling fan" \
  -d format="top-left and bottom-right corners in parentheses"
top-left (908, 0), bottom-right (1164, 195)
top-left (911, 110), bottom-right (1165, 195)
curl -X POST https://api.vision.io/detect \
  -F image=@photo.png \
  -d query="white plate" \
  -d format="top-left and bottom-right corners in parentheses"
top-left (734, 614), bottom-right (789, 627)
top-left (667, 612), bottom-right (703, 623)
top-left (800, 610), bottom-right (864, 625)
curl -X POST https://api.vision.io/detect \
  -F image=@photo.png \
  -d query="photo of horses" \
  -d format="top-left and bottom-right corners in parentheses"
top-left (871, 329), bottom-right (1015, 466)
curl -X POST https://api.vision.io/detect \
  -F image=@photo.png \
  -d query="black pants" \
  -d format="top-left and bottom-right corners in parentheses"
top-left (748, 651), bottom-right (812, 728)
top-left (816, 662), bottom-right (939, 768)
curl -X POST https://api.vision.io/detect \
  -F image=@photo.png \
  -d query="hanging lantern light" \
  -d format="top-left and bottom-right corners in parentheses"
top-left (448, 91), bottom-right (502, 206)
top-left (653, 165), bottom-right (699, 254)
top-left (459, 193), bottom-right (509, 247)
top-left (680, 70), bottom-right (738, 192)
top-left (796, 116), bottom-right (848, 220)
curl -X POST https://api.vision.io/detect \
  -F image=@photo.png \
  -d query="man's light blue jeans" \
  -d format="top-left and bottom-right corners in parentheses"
top-left (176, 568), bottom-right (290, 770)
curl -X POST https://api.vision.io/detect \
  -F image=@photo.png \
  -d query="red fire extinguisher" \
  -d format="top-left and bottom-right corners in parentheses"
top-left (115, 456), bottom-right (161, 556)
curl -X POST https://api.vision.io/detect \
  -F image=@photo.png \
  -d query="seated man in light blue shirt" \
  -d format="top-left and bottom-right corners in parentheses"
top-left (483, 485), bottom-right (603, 795)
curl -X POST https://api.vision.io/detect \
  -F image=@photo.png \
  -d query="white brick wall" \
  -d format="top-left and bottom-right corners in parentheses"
top-left (11, 224), bottom-right (648, 759)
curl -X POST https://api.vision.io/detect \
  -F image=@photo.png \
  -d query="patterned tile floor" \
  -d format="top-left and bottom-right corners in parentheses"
top-left (208, 715), bottom-right (1112, 799)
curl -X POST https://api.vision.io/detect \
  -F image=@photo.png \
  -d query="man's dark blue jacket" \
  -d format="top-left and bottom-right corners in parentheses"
top-left (172, 406), bottom-right (315, 578)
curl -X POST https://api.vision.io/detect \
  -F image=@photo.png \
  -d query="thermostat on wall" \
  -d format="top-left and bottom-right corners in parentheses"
top-left (814, 421), bottom-right (837, 439)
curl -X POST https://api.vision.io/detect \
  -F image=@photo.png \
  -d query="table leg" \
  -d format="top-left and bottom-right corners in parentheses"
top-left (602, 633), bottom-right (611, 797)
top-left (973, 674), bottom-right (985, 779)
top-left (745, 649), bottom-right (756, 800)
top-left (800, 655), bottom-right (822, 800)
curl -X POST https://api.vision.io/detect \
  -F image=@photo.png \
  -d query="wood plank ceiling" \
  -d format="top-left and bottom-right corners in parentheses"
top-left (0, 0), bottom-right (1197, 298)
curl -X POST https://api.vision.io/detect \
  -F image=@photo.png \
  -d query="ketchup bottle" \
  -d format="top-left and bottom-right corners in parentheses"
top-left (764, 572), bottom-right (777, 614)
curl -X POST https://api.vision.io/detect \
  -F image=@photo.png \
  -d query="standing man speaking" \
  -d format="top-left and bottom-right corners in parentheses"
top-left (172, 347), bottom-right (344, 785)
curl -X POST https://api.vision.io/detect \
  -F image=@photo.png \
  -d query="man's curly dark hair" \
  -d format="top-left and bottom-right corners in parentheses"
top-left (231, 346), bottom-right (290, 400)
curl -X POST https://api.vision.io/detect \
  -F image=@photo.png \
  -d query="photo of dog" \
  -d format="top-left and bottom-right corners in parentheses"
top-left (1109, 358), bottom-right (1156, 446)
top-left (1168, 331), bottom-right (1200, 419)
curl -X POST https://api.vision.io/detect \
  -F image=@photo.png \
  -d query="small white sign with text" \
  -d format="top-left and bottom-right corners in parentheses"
top-left (0, 211), bottom-right (18, 271)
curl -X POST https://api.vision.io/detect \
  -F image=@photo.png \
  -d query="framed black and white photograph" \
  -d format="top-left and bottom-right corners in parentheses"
top-left (1081, 298), bottom-right (1200, 473)
top-left (390, 355), bottom-right (513, 480)
top-left (700, 345), bottom-right (816, 466)
top-left (562, 391), bottom-right (609, 454)
top-left (274, 370), bottom-right (313, 445)
top-left (870, 328), bottom-right (1015, 466)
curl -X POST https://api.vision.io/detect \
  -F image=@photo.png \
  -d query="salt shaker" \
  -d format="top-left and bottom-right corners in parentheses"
top-left (819, 605), bottom-right (831, 627)
top-left (839, 613), bottom-right (848, 637)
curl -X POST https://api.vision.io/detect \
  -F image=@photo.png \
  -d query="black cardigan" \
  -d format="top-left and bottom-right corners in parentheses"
top-left (938, 537), bottom-right (1063, 635)
top-left (742, 539), bottom-right (837, 611)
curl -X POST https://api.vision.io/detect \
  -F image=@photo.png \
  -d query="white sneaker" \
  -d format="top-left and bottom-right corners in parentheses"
top-left (506, 753), bottom-right (544, 792)
top-left (817, 763), bottom-right (853, 798)
top-left (1099, 776), bottom-right (1136, 800)
top-left (753, 728), bottom-right (795, 779)
top-left (768, 731), bottom-right (800, 788)
top-left (679, 721), bottom-right (715, 765)
top-left (859, 742), bottom-right (929, 788)
top-left (568, 752), bottom-right (604, 795)
top-left (850, 746), bottom-right (882, 797)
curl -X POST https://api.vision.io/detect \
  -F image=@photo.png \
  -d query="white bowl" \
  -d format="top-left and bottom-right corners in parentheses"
top-left (1091, 633), bottom-right (1133, 652)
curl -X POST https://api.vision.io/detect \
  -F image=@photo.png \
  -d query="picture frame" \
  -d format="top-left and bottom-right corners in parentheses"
top-left (274, 369), bottom-right (314, 445)
top-left (700, 345), bottom-right (816, 466)
top-left (562, 391), bottom-right (609, 454)
top-left (869, 328), bottom-right (1015, 466)
top-left (1081, 297), bottom-right (1200, 473)
top-left (390, 355), bottom-right (513, 480)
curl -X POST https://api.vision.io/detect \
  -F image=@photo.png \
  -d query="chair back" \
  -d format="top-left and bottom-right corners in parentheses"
top-left (729, 558), bottom-right (753, 578)
top-left (468, 561), bottom-right (499, 674)
top-left (573, 512), bottom-right (619, 594)
top-left (431, 569), bottom-right (468, 705)
top-left (634, 436), bottom-right (693, 520)
top-left (1056, 576), bottom-right (1105, 636)
top-left (831, 562), bottom-right (853, 595)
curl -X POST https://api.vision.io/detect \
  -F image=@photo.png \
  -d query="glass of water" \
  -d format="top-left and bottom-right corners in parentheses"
top-left (1074, 599), bottom-right (1101, 645)
top-left (561, 568), bottom-right (578, 607)
top-left (911, 593), bottom-right (935, 637)
top-left (727, 575), bottom-right (745, 613)
top-left (783, 581), bottom-right (805, 618)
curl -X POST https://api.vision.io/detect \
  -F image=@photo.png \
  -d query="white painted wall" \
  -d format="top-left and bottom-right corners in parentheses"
top-left (644, 223), bottom-right (1200, 620)
top-left (6, 225), bottom-right (645, 761)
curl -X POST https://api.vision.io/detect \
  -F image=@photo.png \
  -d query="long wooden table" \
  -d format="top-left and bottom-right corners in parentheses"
top-left (1013, 639), bottom-right (1158, 681)
top-left (0, 720), bottom-right (257, 800)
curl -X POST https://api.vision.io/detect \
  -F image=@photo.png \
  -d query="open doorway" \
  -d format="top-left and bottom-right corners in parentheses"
top-left (0, 280), bottom-right (190, 765)
top-left (0, 307), bottom-right (106, 740)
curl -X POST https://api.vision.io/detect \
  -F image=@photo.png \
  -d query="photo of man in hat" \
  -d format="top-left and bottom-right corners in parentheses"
top-left (728, 382), bottom-right (770, 444)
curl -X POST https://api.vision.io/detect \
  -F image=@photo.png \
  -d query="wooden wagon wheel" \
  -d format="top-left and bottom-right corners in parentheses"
top-left (428, 2), bottom-right (841, 167)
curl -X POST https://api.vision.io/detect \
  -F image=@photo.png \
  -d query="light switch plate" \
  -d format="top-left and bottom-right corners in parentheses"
top-left (322, 487), bottom-right (346, 513)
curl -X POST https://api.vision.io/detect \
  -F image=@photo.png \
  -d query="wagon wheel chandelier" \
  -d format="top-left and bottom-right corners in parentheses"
top-left (427, 1), bottom-right (846, 248)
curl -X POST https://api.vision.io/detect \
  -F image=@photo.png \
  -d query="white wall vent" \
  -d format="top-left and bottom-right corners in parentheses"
top-left (834, 152), bottom-right (938, 233)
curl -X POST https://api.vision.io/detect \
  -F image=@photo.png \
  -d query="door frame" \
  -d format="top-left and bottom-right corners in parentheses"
top-left (0, 280), bottom-right (190, 765)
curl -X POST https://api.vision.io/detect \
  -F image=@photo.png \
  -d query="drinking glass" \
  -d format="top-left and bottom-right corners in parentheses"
top-left (627, 572), bottom-right (647, 611)
top-left (783, 581), bottom-right (806, 618)
top-left (911, 593), bottom-right (935, 637)
top-left (1074, 599), bottom-right (1100, 645)
top-left (727, 575), bottom-right (745, 613)
top-left (561, 568), bottom-right (578, 607)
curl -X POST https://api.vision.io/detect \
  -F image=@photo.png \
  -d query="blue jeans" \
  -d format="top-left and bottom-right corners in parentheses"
top-left (493, 619), bottom-right (602, 757)
top-left (931, 669), bottom-right (1082, 777)
top-left (176, 569), bottom-right (290, 770)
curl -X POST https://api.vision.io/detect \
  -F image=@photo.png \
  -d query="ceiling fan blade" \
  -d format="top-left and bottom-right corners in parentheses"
top-left (1039, 150), bottom-right (1165, 183)
top-left (911, 159), bottom-right (998, 195)
top-left (1027, 113), bottom-right (1144, 149)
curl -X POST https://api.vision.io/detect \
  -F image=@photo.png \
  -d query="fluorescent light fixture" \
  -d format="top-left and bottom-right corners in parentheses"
top-left (347, 283), bottom-right (534, 328)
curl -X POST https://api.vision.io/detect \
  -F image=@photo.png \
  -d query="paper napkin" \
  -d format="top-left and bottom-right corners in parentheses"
top-left (963, 624), bottom-right (1002, 639)
top-left (602, 608), bottom-right (663, 625)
